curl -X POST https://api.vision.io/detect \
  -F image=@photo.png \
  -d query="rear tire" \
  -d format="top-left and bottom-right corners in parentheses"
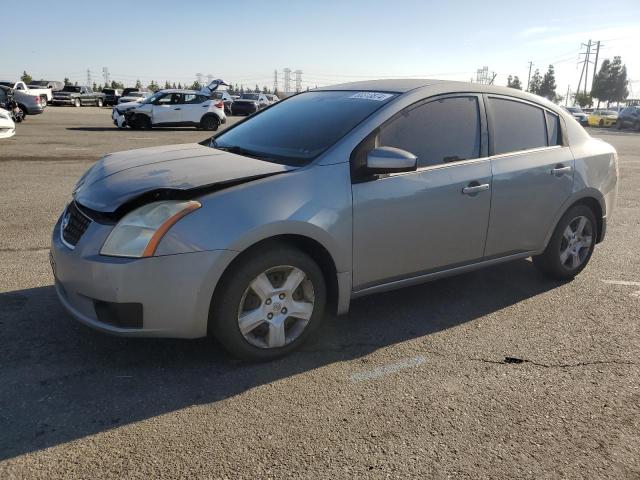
top-left (533, 205), bottom-right (597, 280)
top-left (210, 245), bottom-right (326, 361)
top-left (200, 114), bottom-right (220, 131)
top-left (634, 121), bottom-right (640, 132)
top-left (40, 95), bottom-right (47, 107)
top-left (616, 120), bottom-right (623, 130)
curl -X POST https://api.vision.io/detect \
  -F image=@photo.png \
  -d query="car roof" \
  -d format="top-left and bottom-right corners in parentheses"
top-left (315, 79), bottom-right (563, 111)
top-left (159, 89), bottom-right (201, 94)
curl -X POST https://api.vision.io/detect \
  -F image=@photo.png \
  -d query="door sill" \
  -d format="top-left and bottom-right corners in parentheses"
top-left (351, 251), bottom-right (533, 298)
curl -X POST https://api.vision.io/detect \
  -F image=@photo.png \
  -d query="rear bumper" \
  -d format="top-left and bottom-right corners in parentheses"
top-left (231, 103), bottom-right (257, 115)
top-left (50, 218), bottom-right (237, 338)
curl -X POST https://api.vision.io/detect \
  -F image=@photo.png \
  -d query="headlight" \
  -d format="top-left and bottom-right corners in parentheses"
top-left (100, 200), bottom-right (201, 258)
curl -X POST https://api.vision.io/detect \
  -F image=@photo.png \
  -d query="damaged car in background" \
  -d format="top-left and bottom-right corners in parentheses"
top-left (111, 79), bottom-right (230, 130)
top-left (112, 89), bottom-right (226, 130)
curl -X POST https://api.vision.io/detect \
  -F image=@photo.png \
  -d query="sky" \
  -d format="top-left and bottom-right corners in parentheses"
top-left (3, 0), bottom-right (639, 99)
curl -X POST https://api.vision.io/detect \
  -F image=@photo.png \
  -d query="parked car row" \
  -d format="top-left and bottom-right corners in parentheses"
top-left (0, 81), bottom-right (47, 114)
top-left (562, 105), bottom-right (640, 132)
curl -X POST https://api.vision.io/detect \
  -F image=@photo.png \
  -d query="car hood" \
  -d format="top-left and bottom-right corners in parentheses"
top-left (73, 143), bottom-right (294, 213)
top-left (115, 101), bottom-right (143, 112)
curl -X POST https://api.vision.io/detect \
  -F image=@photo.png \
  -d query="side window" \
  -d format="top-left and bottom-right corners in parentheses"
top-left (156, 94), bottom-right (172, 104)
top-left (378, 96), bottom-right (481, 168)
top-left (489, 98), bottom-right (548, 155)
top-left (545, 111), bottom-right (560, 146)
top-left (16, 83), bottom-right (25, 90)
top-left (183, 94), bottom-right (204, 104)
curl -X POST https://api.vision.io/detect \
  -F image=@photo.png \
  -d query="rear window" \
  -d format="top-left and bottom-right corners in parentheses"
top-left (489, 98), bottom-right (548, 155)
top-left (62, 86), bottom-right (81, 92)
top-left (545, 111), bottom-right (560, 146)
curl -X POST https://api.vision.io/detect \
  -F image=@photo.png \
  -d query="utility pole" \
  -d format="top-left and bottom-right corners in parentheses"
top-left (86, 69), bottom-right (92, 88)
top-left (591, 40), bottom-right (602, 91)
top-left (565, 84), bottom-right (570, 106)
top-left (283, 68), bottom-right (291, 94)
top-left (583, 40), bottom-right (592, 95)
top-left (102, 67), bottom-right (110, 86)
top-left (294, 70), bottom-right (303, 92)
top-left (526, 61), bottom-right (533, 91)
top-left (577, 41), bottom-right (591, 99)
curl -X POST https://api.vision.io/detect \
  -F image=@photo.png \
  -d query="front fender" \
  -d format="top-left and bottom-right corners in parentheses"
top-left (155, 163), bottom-right (353, 274)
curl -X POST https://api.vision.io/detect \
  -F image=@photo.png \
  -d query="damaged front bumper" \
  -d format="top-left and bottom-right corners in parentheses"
top-left (111, 108), bottom-right (128, 128)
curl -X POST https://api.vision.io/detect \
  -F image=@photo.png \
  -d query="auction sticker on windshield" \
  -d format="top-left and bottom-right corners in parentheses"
top-left (349, 92), bottom-right (394, 101)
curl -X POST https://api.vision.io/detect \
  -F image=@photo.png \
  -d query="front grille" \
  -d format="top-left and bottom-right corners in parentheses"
top-left (61, 202), bottom-right (91, 247)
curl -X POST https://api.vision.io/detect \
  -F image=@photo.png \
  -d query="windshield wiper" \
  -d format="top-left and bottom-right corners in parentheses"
top-left (212, 143), bottom-right (272, 160)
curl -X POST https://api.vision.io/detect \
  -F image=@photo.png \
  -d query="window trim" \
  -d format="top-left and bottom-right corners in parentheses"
top-left (484, 94), bottom-right (567, 157)
top-left (350, 92), bottom-right (488, 181)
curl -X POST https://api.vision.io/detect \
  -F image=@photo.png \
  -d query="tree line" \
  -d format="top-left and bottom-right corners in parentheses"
top-left (505, 55), bottom-right (629, 107)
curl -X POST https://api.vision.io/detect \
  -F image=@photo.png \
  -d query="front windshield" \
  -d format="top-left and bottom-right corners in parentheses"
top-left (62, 86), bottom-right (81, 92)
top-left (601, 110), bottom-right (617, 115)
top-left (141, 92), bottom-right (164, 104)
top-left (241, 93), bottom-right (259, 100)
top-left (212, 90), bottom-right (397, 166)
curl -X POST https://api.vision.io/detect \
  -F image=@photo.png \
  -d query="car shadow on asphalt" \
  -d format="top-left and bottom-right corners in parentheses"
top-left (0, 258), bottom-right (563, 460)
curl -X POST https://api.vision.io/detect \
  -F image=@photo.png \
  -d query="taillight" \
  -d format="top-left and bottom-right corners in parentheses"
top-left (214, 101), bottom-right (224, 109)
top-left (35, 96), bottom-right (41, 105)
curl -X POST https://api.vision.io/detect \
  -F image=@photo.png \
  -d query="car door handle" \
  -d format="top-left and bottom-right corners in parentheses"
top-left (551, 165), bottom-right (572, 176)
top-left (462, 183), bottom-right (490, 195)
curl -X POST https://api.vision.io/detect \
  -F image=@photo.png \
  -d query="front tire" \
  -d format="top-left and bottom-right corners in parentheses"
top-left (96, 98), bottom-right (103, 107)
top-left (533, 205), bottom-right (597, 280)
top-left (210, 245), bottom-right (327, 361)
top-left (129, 114), bottom-right (151, 130)
top-left (74, 98), bottom-right (81, 107)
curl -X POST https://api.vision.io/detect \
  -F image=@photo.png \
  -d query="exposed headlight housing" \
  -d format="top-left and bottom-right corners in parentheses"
top-left (100, 200), bottom-right (201, 258)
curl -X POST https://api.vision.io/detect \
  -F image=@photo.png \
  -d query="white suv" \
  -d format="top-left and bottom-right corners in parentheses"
top-left (112, 89), bottom-right (226, 130)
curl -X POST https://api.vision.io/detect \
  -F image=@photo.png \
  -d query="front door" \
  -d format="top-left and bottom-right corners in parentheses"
top-left (352, 95), bottom-right (492, 290)
top-left (152, 93), bottom-right (182, 125)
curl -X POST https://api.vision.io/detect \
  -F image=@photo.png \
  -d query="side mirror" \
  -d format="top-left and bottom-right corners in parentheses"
top-left (366, 147), bottom-right (417, 174)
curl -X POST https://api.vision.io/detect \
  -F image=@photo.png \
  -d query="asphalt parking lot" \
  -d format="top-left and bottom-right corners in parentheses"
top-left (1, 107), bottom-right (639, 479)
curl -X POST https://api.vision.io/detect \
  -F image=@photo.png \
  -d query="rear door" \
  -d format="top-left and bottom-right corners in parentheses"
top-left (352, 94), bottom-right (492, 290)
top-left (484, 96), bottom-right (574, 257)
top-left (181, 93), bottom-right (209, 124)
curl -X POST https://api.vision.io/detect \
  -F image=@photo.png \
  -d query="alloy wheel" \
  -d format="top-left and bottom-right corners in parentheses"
top-left (559, 216), bottom-right (593, 270)
top-left (237, 265), bottom-right (315, 349)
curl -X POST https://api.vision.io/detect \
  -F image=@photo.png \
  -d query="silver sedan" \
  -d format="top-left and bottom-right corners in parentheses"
top-left (50, 80), bottom-right (618, 360)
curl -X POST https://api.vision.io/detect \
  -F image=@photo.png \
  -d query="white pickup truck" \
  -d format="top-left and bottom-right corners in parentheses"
top-left (0, 81), bottom-right (51, 107)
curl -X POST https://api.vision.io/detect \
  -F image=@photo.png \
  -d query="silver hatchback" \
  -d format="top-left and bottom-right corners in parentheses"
top-left (50, 80), bottom-right (618, 360)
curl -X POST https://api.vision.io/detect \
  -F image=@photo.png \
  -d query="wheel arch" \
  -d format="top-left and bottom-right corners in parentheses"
top-left (544, 191), bottom-right (605, 249)
top-left (210, 234), bottom-right (343, 319)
